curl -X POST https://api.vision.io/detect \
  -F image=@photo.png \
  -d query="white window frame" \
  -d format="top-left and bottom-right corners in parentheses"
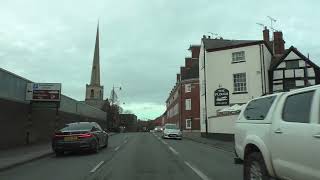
top-left (186, 119), bottom-right (192, 129)
top-left (185, 84), bottom-right (192, 93)
top-left (185, 99), bottom-right (192, 110)
top-left (232, 51), bottom-right (245, 63)
top-left (233, 73), bottom-right (247, 93)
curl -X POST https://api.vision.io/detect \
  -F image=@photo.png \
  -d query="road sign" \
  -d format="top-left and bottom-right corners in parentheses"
top-left (26, 83), bottom-right (61, 101)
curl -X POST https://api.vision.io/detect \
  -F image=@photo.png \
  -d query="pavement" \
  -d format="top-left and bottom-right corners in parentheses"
top-left (0, 132), bottom-right (242, 180)
top-left (182, 132), bottom-right (235, 152)
top-left (0, 132), bottom-right (117, 172)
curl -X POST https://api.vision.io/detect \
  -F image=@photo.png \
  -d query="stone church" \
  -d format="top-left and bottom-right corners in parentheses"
top-left (85, 24), bottom-right (104, 109)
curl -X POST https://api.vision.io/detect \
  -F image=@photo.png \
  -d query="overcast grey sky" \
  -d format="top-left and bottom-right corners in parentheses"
top-left (1, 0), bottom-right (319, 120)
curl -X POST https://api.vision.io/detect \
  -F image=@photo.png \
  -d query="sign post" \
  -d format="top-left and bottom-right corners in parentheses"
top-left (214, 88), bottom-right (229, 106)
top-left (25, 83), bottom-right (61, 144)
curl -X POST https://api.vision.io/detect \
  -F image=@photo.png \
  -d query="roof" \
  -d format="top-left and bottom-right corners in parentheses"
top-left (202, 38), bottom-right (273, 54)
top-left (203, 38), bottom-right (259, 50)
top-left (269, 46), bottom-right (320, 71)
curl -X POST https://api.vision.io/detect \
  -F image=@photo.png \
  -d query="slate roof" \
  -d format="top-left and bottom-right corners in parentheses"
top-left (202, 38), bottom-right (260, 51)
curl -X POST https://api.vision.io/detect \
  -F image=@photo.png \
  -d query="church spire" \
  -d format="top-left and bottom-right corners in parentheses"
top-left (90, 23), bottom-right (100, 86)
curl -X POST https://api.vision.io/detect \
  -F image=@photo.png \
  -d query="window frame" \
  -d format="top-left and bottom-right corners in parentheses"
top-left (281, 90), bottom-right (315, 124)
top-left (185, 84), bottom-right (192, 93)
top-left (285, 60), bottom-right (299, 69)
top-left (186, 119), bottom-right (192, 129)
top-left (232, 51), bottom-right (246, 63)
top-left (233, 73), bottom-right (247, 93)
top-left (185, 98), bottom-right (192, 110)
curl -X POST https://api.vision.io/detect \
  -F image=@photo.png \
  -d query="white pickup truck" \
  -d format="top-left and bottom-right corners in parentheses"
top-left (234, 85), bottom-right (320, 180)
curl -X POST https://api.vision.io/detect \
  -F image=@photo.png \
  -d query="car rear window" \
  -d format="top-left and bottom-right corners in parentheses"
top-left (165, 124), bottom-right (178, 129)
top-left (244, 96), bottom-right (276, 120)
top-left (60, 123), bottom-right (93, 131)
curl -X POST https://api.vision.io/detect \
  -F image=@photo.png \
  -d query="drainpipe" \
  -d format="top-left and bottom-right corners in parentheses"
top-left (203, 43), bottom-right (208, 137)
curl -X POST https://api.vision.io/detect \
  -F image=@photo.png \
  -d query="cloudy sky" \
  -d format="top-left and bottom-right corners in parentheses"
top-left (1, 0), bottom-right (320, 120)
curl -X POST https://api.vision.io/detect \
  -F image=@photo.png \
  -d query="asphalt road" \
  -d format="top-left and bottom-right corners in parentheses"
top-left (0, 132), bottom-right (242, 180)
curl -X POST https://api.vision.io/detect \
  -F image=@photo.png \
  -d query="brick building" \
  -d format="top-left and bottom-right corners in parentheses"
top-left (164, 45), bottom-right (200, 131)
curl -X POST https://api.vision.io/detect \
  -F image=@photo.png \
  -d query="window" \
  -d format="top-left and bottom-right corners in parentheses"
top-left (284, 79), bottom-right (296, 91)
top-left (233, 73), bottom-right (247, 92)
top-left (186, 119), bottom-right (192, 129)
top-left (232, 51), bottom-right (245, 63)
top-left (244, 96), bottom-right (276, 120)
top-left (90, 89), bottom-right (94, 98)
top-left (285, 60), bottom-right (299, 69)
top-left (282, 91), bottom-right (314, 123)
top-left (185, 84), bottom-right (191, 93)
top-left (185, 99), bottom-right (191, 110)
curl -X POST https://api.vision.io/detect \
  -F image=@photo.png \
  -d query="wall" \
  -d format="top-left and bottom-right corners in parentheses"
top-left (208, 115), bottom-right (238, 134)
top-left (199, 44), bottom-right (272, 134)
top-left (181, 79), bottom-right (200, 130)
top-left (0, 68), bottom-right (107, 149)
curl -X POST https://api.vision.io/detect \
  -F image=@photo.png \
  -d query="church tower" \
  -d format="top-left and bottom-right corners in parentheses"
top-left (85, 24), bottom-right (104, 108)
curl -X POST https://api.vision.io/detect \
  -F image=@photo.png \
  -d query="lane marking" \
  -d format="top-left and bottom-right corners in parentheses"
top-left (168, 146), bottom-right (179, 155)
top-left (114, 146), bottom-right (120, 151)
top-left (90, 161), bottom-right (104, 173)
top-left (124, 140), bottom-right (128, 144)
top-left (184, 161), bottom-right (211, 180)
top-left (161, 140), bottom-right (168, 145)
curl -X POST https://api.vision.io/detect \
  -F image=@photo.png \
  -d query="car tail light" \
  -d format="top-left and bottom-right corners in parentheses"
top-left (78, 133), bottom-right (93, 138)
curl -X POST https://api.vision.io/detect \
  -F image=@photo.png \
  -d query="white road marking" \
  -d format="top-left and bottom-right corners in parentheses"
top-left (90, 161), bottom-right (104, 173)
top-left (168, 146), bottom-right (179, 155)
top-left (114, 146), bottom-right (120, 151)
top-left (124, 140), bottom-right (128, 144)
top-left (161, 140), bottom-right (168, 145)
top-left (184, 161), bottom-right (210, 180)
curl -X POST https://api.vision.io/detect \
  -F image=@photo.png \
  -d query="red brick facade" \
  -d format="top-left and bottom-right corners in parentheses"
top-left (156, 45), bottom-right (200, 130)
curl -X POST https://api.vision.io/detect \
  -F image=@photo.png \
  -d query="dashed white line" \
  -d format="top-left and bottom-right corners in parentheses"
top-left (168, 146), bottom-right (179, 155)
top-left (161, 140), bottom-right (168, 145)
top-left (90, 161), bottom-right (104, 173)
top-left (184, 161), bottom-right (211, 180)
top-left (124, 140), bottom-right (128, 144)
top-left (114, 146), bottom-right (120, 151)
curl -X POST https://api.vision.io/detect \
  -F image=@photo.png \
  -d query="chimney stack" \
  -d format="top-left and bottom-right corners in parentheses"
top-left (263, 26), bottom-right (270, 42)
top-left (176, 74), bottom-right (180, 82)
top-left (273, 31), bottom-right (285, 55)
top-left (190, 46), bottom-right (200, 59)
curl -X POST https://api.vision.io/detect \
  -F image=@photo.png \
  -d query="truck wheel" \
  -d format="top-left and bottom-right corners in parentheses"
top-left (244, 152), bottom-right (271, 180)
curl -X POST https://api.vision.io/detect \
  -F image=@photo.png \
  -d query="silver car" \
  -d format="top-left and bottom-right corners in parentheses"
top-left (162, 124), bottom-right (182, 140)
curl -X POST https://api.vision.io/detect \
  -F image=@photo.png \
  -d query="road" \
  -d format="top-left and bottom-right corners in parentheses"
top-left (0, 132), bottom-right (242, 180)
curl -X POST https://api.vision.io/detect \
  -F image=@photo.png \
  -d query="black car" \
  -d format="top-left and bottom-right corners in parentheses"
top-left (52, 122), bottom-right (108, 156)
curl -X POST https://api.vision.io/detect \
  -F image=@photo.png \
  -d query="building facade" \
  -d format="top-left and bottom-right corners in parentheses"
top-left (199, 37), bottom-right (272, 139)
top-left (199, 28), bottom-right (320, 140)
top-left (85, 24), bottom-right (104, 109)
top-left (165, 45), bottom-right (200, 131)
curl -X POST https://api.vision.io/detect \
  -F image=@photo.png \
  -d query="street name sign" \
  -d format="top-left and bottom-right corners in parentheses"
top-left (26, 83), bottom-right (61, 102)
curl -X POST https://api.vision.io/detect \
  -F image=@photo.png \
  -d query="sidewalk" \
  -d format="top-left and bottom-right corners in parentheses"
top-left (0, 132), bottom-right (117, 172)
top-left (183, 132), bottom-right (234, 153)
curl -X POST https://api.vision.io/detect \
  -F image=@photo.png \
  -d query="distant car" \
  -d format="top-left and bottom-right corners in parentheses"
top-left (52, 122), bottom-right (108, 156)
top-left (162, 123), bottom-right (182, 140)
top-left (154, 126), bottom-right (163, 132)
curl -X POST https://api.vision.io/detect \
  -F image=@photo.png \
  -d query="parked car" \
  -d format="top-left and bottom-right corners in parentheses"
top-left (234, 85), bottom-right (320, 180)
top-left (162, 123), bottom-right (182, 140)
top-left (52, 122), bottom-right (108, 156)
